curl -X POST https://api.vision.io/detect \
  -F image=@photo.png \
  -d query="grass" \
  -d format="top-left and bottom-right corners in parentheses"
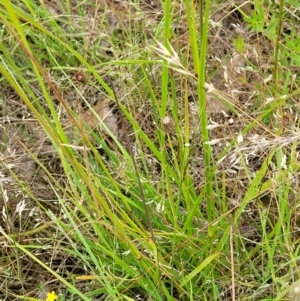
top-left (1, 0), bottom-right (300, 300)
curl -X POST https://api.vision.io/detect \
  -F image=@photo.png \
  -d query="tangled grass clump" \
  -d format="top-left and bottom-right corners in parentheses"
top-left (1, 0), bottom-right (300, 300)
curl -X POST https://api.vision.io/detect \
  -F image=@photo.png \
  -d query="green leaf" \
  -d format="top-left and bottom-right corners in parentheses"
top-left (180, 252), bottom-right (222, 287)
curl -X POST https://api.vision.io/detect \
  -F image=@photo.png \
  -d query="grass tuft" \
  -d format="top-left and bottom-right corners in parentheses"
top-left (1, 0), bottom-right (300, 300)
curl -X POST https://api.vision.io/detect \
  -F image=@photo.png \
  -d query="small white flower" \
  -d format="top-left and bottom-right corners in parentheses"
top-left (204, 82), bottom-right (216, 93)
top-left (29, 207), bottom-right (36, 217)
top-left (207, 124), bottom-right (219, 130)
top-left (237, 132), bottom-right (243, 144)
top-left (15, 200), bottom-right (26, 215)
top-left (2, 207), bottom-right (7, 222)
top-left (228, 118), bottom-right (234, 124)
top-left (281, 154), bottom-right (287, 169)
top-left (289, 282), bottom-right (300, 301)
top-left (205, 139), bottom-right (221, 145)
top-left (156, 202), bottom-right (164, 213)
top-left (265, 97), bottom-right (275, 104)
top-left (0, 226), bottom-right (6, 235)
top-left (162, 116), bottom-right (171, 125)
top-left (263, 74), bottom-right (272, 84)
top-left (3, 189), bottom-right (8, 203)
top-left (122, 250), bottom-right (131, 256)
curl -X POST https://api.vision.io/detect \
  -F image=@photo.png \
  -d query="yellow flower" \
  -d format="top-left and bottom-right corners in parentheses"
top-left (46, 291), bottom-right (58, 301)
